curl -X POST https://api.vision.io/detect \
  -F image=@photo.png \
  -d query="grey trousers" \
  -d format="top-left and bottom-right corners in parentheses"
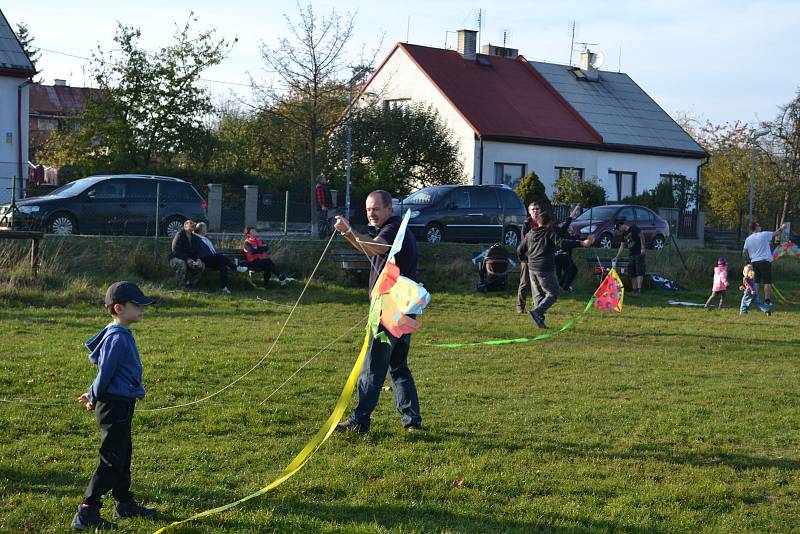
top-left (516, 262), bottom-right (531, 310)
top-left (529, 269), bottom-right (561, 316)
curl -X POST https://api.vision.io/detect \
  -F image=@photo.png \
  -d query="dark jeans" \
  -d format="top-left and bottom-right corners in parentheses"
top-left (517, 262), bottom-right (531, 310)
top-left (349, 325), bottom-right (422, 431)
top-left (246, 258), bottom-right (282, 287)
top-left (83, 397), bottom-right (136, 506)
top-left (555, 254), bottom-right (577, 289)
top-left (201, 253), bottom-right (237, 288)
top-left (529, 269), bottom-right (561, 316)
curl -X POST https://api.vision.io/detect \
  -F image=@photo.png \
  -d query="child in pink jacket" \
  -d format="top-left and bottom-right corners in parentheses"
top-left (704, 257), bottom-right (728, 309)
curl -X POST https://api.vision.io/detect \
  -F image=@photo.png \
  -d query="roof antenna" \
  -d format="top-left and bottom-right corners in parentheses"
top-left (618, 45), bottom-right (622, 73)
top-left (569, 20), bottom-right (576, 65)
top-left (476, 8), bottom-right (483, 51)
top-left (406, 16), bottom-right (410, 43)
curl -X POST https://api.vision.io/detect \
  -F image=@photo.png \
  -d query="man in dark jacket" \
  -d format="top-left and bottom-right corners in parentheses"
top-left (517, 210), bottom-right (593, 328)
top-left (169, 219), bottom-right (205, 288)
top-left (516, 203), bottom-right (540, 313)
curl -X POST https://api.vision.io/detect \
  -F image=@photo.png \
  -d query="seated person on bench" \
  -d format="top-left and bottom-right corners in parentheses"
top-left (242, 226), bottom-right (286, 288)
top-left (194, 222), bottom-right (248, 294)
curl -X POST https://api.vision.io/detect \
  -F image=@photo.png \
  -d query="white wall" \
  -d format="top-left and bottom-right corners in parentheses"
top-left (363, 47), bottom-right (476, 184)
top-left (481, 140), bottom-right (702, 201)
top-left (0, 77), bottom-right (29, 203)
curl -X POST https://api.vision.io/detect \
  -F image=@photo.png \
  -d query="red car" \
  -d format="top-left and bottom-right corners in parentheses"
top-left (569, 204), bottom-right (670, 250)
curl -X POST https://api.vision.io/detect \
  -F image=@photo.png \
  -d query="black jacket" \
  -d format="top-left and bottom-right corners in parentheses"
top-left (170, 230), bottom-right (201, 261)
top-left (518, 218), bottom-right (580, 272)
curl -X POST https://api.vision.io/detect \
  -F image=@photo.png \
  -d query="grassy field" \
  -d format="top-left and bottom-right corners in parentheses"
top-left (1, 237), bottom-right (799, 533)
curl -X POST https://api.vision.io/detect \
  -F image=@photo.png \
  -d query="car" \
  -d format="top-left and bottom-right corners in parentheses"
top-left (0, 174), bottom-right (207, 237)
top-left (569, 204), bottom-right (670, 250)
top-left (402, 184), bottom-right (527, 246)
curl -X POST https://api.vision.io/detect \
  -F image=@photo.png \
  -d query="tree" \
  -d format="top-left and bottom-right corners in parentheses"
top-left (324, 102), bottom-right (464, 197)
top-left (256, 4), bottom-right (376, 235)
top-left (515, 172), bottom-right (548, 208)
top-left (552, 174), bottom-right (605, 207)
top-left (761, 88), bottom-right (800, 227)
top-left (60, 16), bottom-right (232, 173)
top-left (15, 22), bottom-right (40, 74)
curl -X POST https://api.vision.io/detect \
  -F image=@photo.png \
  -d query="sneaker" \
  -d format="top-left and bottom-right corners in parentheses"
top-left (335, 420), bottom-right (368, 434)
top-left (71, 504), bottom-right (116, 530)
top-left (740, 311), bottom-right (748, 315)
top-left (405, 424), bottom-right (423, 433)
top-left (221, 287), bottom-right (231, 294)
top-left (516, 307), bottom-right (525, 314)
top-left (236, 266), bottom-right (249, 273)
top-left (113, 500), bottom-right (156, 519)
top-left (529, 310), bottom-right (547, 329)
top-left (765, 309), bottom-right (772, 316)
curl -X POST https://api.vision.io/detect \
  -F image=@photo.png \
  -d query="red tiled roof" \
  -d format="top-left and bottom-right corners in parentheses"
top-left (390, 43), bottom-right (602, 145)
top-left (29, 83), bottom-right (103, 117)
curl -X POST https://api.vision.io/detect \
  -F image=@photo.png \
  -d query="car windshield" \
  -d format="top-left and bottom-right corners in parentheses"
top-left (574, 206), bottom-right (619, 221)
top-left (47, 179), bottom-right (97, 197)
top-left (403, 188), bottom-right (447, 205)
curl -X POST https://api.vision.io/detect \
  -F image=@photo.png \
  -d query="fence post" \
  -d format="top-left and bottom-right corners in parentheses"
top-left (243, 185), bottom-right (258, 229)
top-left (284, 191), bottom-right (289, 237)
top-left (207, 184), bottom-right (223, 231)
top-left (154, 182), bottom-right (161, 261)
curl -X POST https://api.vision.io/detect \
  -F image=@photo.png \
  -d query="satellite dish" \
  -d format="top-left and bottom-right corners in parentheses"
top-left (592, 52), bottom-right (605, 70)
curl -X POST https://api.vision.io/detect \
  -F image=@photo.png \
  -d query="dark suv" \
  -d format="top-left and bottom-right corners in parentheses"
top-left (402, 185), bottom-right (527, 246)
top-left (568, 204), bottom-right (670, 250)
top-left (0, 174), bottom-right (207, 237)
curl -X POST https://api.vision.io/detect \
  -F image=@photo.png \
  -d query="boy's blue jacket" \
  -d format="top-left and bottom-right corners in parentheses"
top-left (85, 323), bottom-right (145, 403)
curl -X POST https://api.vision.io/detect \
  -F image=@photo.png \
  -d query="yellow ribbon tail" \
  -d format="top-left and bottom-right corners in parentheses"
top-left (154, 329), bottom-right (372, 534)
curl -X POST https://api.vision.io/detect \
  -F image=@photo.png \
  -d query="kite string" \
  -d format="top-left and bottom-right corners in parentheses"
top-left (139, 229), bottom-right (339, 413)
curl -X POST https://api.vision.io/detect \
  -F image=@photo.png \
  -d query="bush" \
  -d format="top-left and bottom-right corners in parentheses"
top-left (553, 174), bottom-right (606, 207)
top-left (515, 172), bottom-right (549, 207)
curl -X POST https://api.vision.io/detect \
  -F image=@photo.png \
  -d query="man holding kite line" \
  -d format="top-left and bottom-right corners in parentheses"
top-left (333, 190), bottom-right (423, 433)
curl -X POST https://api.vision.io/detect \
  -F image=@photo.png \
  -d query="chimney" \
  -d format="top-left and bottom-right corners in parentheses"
top-left (482, 43), bottom-right (519, 59)
top-left (457, 29), bottom-right (478, 60)
top-left (54, 79), bottom-right (67, 86)
top-left (579, 50), bottom-right (599, 81)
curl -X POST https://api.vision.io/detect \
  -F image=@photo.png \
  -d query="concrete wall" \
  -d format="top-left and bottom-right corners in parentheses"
top-left (0, 77), bottom-right (29, 203)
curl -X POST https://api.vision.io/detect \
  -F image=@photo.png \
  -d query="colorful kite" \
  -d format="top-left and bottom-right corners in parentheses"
top-left (155, 211), bottom-right (429, 533)
top-left (773, 240), bottom-right (800, 260)
top-left (593, 267), bottom-right (624, 313)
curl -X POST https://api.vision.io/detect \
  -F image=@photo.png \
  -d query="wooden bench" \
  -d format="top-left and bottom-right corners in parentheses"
top-left (331, 248), bottom-right (373, 274)
top-left (0, 230), bottom-right (43, 274)
top-left (216, 247), bottom-right (246, 263)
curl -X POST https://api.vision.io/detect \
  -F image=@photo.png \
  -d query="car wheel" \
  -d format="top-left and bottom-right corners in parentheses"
top-left (163, 216), bottom-right (185, 238)
top-left (503, 226), bottom-right (520, 247)
top-left (652, 234), bottom-right (666, 251)
top-left (598, 232), bottom-right (614, 249)
top-left (48, 213), bottom-right (77, 235)
top-left (425, 223), bottom-right (443, 244)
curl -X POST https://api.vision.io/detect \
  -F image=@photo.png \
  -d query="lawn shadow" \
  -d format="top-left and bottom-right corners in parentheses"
top-left (0, 465), bottom-right (86, 500)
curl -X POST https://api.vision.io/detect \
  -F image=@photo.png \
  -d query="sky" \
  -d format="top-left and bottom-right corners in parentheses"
top-left (4, 0), bottom-right (798, 126)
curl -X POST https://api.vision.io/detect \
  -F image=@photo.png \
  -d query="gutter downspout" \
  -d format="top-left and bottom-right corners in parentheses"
top-left (478, 137), bottom-right (484, 185)
top-left (18, 78), bottom-right (33, 199)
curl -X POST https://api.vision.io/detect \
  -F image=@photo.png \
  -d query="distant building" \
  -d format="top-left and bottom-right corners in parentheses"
top-left (0, 8), bottom-right (36, 203)
top-left (359, 30), bottom-right (707, 202)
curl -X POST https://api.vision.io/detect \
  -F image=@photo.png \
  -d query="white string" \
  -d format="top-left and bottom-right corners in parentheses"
top-left (131, 230), bottom-right (340, 413)
top-left (258, 313), bottom-right (368, 405)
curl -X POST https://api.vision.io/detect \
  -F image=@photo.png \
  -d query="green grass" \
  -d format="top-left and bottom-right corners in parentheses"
top-left (1, 239), bottom-right (800, 533)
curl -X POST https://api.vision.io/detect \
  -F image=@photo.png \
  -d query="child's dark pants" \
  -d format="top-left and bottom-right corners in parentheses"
top-left (83, 397), bottom-right (136, 505)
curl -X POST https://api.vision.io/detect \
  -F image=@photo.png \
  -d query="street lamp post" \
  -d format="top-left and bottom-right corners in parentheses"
top-left (748, 127), bottom-right (770, 227)
top-left (345, 83), bottom-right (353, 220)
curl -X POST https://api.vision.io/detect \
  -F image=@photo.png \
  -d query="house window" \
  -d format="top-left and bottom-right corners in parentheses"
top-left (610, 171), bottom-right (636, 201)
top-left (37, 117), bottom-right (60, 131)
top-left (383, 98), bottom-right (411, 111)
top-left (555, 166), bottom-right (584, 181)
top-left (494, 163), bottom-right (526, 188)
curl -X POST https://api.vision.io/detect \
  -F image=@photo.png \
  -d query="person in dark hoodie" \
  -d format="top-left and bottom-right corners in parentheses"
top-left (72, 281), bottom-right (158, 530)
top-left (169, 219), bottom-right (205, 288)
top-left (554, 206), bottom-right (583, 292)
top-left (517, 209), bottom-right (593, 329)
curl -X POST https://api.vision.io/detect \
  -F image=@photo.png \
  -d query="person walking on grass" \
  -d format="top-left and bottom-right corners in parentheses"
top-left (193, 222), bottom-right (249, 294)
top-left (169, 219), bottom-right (204, 288)
top-left (613, 218), bottom-right (646, 294)
top-left (740, 263), bottom-right (771, 316)
top-left (742, 221), bottom-right (786, 306)
top-left (516, 202), bottom-right (540, 313)
top-left (72, 282), bottom-right (158, 531)
top-left (704, 257), bottom-right (729, 309)
top-left (333, 190), bottom-right (423, 433)
top-left (517, 209), bottom-right (593, 329)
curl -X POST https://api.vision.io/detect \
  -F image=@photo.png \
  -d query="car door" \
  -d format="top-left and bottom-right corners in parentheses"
top-left (633, 207), bottom-right (657, 245)
top-left (616, 206), bottom-right (638, 244)
top-left (440, 187), bottom-right (472, 240)
top-left (470, 187), bottom-right (501, 242)
top-left (124, 179), bottom-right (158, 235)
top-left (82, 180), bottom-right (127, 234)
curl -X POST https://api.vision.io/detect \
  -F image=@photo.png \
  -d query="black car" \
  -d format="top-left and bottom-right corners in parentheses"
top-left (402, 185), bottom-right (527, 246)
top-left (0, 175), bottom-right (207, 237)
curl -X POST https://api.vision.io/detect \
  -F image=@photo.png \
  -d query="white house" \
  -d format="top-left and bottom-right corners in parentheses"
top-left (359, 30), bottom-right (707, 202)
top-left (0, 9), bottom-right (36, 204)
